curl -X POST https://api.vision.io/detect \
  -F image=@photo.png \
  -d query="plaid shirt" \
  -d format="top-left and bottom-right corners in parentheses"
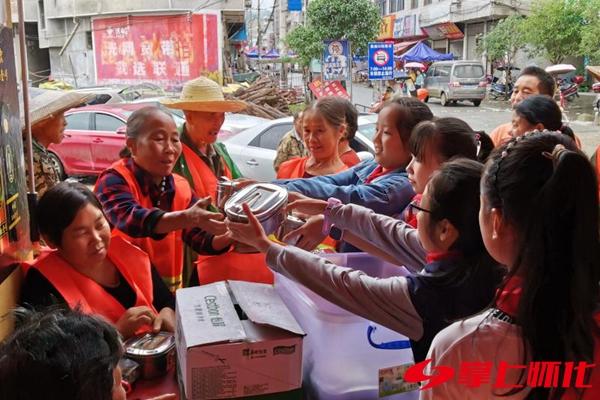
top-left (95, 158), bottom-right (224, 255)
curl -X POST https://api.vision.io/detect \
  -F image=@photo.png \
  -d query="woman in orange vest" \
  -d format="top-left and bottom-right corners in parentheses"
top-left (21, 182), bottom-right (175, 339)
top-left (94, 106), bottom-right (232, 292)
top-left (277, 97), bottom-right (353, 179)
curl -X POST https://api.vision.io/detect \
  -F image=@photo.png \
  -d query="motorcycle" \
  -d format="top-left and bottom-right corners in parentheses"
top-left (557, 75), bottom-right (583, 107)
top-left (489, 80), bottom-right (513, 100)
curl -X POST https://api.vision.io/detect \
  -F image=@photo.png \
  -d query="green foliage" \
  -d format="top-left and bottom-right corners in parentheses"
top-left (285, 0), bottom-right (381, 67)
top-left (476, 15), bottom-right (526, 66)
top-left (522, 0), bottom-right (585, 64)
top-left (285, 25), bottom-right (322, 68)
top-left (580, 0), bottom-right (600, 64)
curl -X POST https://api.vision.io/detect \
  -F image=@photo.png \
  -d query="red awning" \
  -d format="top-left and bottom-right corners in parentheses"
top-left (394, 39), bottom-right (421, 55)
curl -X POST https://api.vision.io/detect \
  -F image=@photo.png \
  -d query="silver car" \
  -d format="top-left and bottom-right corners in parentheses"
top-left (423, 60), bottom-right (487, 107)
top-left (223, 115), bottom-right (378, 181)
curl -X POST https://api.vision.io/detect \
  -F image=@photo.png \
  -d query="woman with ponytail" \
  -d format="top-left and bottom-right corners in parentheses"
top-left (422, 130), bottom-right (600, 399)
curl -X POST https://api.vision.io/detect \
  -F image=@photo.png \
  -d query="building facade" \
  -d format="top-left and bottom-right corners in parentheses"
top-left (376, 0), bottom-right (532, 70)
top-left (12, 0), bottom-right (247, 88)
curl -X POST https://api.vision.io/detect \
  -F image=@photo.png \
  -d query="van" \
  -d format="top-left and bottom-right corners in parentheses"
top-left (423, 60), bottom-right (487, 107)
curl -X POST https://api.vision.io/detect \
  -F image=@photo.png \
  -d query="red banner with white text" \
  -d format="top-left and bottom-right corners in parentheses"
top-left (92, 13), bottom-right (221, 88)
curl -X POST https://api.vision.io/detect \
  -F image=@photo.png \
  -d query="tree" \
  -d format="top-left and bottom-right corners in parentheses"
top-left (579, 0), bottom-right (600, 63)
top-left (285, 0), bottom-right (381, 68)
top-left (476, 15), bottom-right (526, 69)
top-left (522, 0), bottom-right (585, 64)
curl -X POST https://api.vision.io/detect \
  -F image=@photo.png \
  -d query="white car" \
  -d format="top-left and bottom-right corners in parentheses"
top-left (223, 115), bottom-right (378, 181)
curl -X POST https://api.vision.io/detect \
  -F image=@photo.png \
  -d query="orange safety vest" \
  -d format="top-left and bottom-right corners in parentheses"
top-left (108, 159), bottom-right (192, 292)
top-left (31, 236), bottom-right (157, 325)
top-left (178, 145), bottom-right (272, 284)
top-left (181, 143), bottom-right (232, 203)
top-left (277, 157), bottom-right (349, 180)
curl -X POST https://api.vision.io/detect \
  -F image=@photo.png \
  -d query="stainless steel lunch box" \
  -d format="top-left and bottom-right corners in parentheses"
top-left (123, 332), bottom-right (176, 380)
top-left (224, 183), bottom-right (288, 236)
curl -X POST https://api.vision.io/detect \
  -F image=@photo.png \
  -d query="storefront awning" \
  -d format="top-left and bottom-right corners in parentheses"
top-left (393, 39), bottom-right (421, 55)
top-left (421, 22), bottom-right (464, 40)
top-left (229, 26), bottom-right (247, 42)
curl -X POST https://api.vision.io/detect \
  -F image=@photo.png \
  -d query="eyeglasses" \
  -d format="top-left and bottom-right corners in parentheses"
top-left (408, 201), bottom-right (432, 214)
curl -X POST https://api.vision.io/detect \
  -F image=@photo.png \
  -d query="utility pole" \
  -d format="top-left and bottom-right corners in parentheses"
top-left (257, 0), bottom-right (262, 72)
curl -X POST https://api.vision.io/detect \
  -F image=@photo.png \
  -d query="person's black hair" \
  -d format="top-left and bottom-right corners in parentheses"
top-left (37, 181), bottom-right (103, 246)
top-left (519, 66), bottom-right (556, 97)
top-left (119, 105), bottom-right (173, 158)
top-left (0, 307), bottom-right (122, 400)
top-left (515, 95), bottom-right (575, 140)
top-left (384, 97), bottom-right (434, 144)
top-left (482, 130), bottom-right (600, 399)
top-left (409, 117), bottom-right (493, 163)
top-left (424, 158), bottom-right (501, 284)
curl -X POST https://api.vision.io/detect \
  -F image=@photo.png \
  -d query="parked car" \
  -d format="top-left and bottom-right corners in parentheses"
top-left (423, 60), bottom-right (487, 106)
top-left (223, 115), bottom-right (378, 181)
top-left (48, 103), bottom-right (268, 178)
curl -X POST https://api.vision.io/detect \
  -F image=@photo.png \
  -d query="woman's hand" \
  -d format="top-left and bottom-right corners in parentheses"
top-left (153, 307), bottom-right (176, 333)
top-left (186, 197), bottom-right (227, 235)
top-left (226, 203), bottom-right (272, 253)
top-left (233, 178), bottom-right (258, 190)
top-left (283, 215), bottom-right (326, 251)
top-left (287, 198), bottom-right (328, 216)
top-left (211, 232), bottom-right (235, 252)
top-left (116, 306), bottom-right (155, 338)
top-left (286, 191), bottom-right (310, 204)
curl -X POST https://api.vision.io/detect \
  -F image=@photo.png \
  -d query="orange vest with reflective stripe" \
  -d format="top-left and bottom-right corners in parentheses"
top-left (109, 159), bottom-right (192, 292)
top-left (32, 236), bottom-right (157, 324)
top-left (181, 143), bottom-right (232, 203)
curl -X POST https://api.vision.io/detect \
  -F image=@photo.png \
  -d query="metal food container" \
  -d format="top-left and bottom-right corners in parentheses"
top-left (123, 332), bottom-right (175, 380)
top-left (276, 214), bottom-right (306, 245)
top-left (224, 183), bottom-right (288, 236)
top-left (216, 176), bottom-right (239, 211)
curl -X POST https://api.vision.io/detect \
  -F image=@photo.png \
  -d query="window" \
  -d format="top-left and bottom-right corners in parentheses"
top-left (249, 124), bottom-right (293, 150)
top-left (437, 66), bottom-right (451, 77)
top-left (65, 113), bottom-right (90, 130)
top-left (453, 65), bottom-right (485, 79)
top-left (378, 0), bottom-right (387, 15)
top-left (411, 0), bottom-right (418, 8)
top-left (391, 0), bottom-right (405, 12)
top-left (86, 31), bottom-right (93, 50)
top-left (95, 113), bottom-right (125, 131)
top-left (357, 123), bottom-right (376, 141)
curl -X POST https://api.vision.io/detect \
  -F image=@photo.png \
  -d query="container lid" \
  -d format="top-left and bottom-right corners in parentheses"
top-left (224, 183), bottom-right (287, 222)
top-left (124, 332), bottom-right (175, 357)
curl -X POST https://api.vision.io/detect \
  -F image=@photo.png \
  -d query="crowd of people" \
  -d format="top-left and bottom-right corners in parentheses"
top-left (2, 66), bottom-right (600, 399)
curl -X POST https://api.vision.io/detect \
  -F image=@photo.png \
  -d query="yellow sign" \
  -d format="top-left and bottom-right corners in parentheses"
top-left (378, 15), bottom-right (395, 40)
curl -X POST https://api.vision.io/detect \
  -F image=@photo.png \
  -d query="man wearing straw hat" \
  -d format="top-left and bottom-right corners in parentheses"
top-left (26, 90), bottom-right (91, 197)
top-left (162, 77), bottom-right (273, 286)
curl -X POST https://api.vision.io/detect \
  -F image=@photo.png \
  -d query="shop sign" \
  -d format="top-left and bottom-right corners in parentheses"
top-left (378, 15), bottom-right (395, 40)
top-left (92, 13), bottom-right (221, 87)
top-left (322, 40), bottom-right (350, 81)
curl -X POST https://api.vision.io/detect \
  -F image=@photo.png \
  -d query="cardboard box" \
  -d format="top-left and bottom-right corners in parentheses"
top-left (176, 281), bottom-right (304, 400)
top-left (0, 265), bottom-right (22, 341)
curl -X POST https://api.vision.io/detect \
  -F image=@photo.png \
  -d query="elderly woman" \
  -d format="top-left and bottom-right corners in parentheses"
top-left (21, 182), bottom-right (176, 339)
top-left (94, 106), bottom-right (231, 291)
top-left (26, 90), bottom-right (90, 196)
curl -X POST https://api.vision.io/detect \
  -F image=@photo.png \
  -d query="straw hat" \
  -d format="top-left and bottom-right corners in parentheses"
top-left (161, 76), bottom-right (247, 112)
top-left (28, 90), bottom-right (93, 127)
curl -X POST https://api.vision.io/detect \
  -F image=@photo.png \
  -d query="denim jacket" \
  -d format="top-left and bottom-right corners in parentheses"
top-left (273, 160), bottom-right (415, 216)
